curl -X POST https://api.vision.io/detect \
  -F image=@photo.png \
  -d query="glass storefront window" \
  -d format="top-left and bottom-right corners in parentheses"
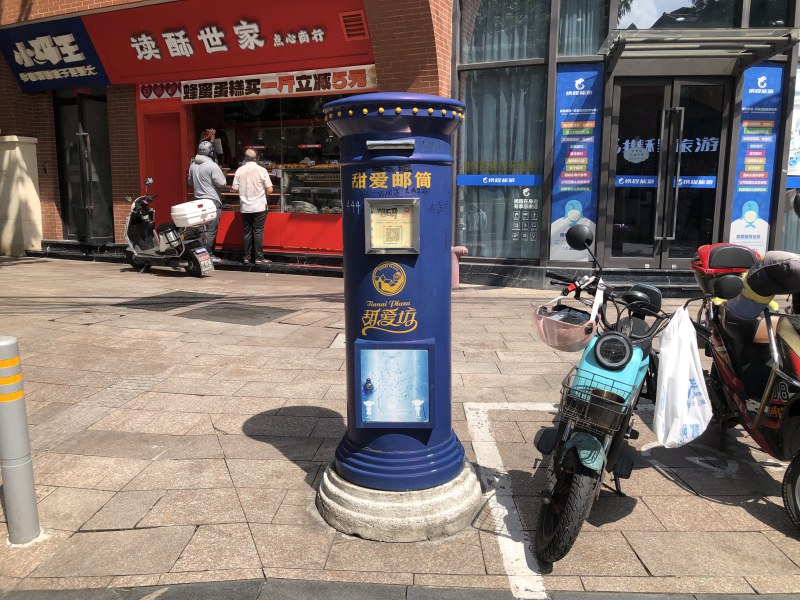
top-left (784, 66), bottom-right (800, 253)
top-left (460, 0), bottom-right (550, 63)
top-left (192, 95), bottom-right (348, 216)
top-left (617, 0), bottom-right (738, 30)
top-left (457, 66), bottom-right (546, 259)
top-left (559, 0), bottom-right (608, 56)
top-left (218, 96), bottom-right (343, 166)
top-left (457, 185), bottom-right (543, 259)
top-left (782, 194), bottom-right (800, 253)
top-left (749, 0), bottom-right (789, 27)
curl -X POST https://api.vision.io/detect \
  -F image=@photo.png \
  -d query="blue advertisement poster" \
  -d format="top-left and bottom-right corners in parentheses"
top-left (729, 63), bottom-right (783, 256)
top-left (550, 63), bottom-right (603, 261)
top-left (788, 65), bottom-right (800, 188)
top-left (0, 18), bottom-right (109, 92)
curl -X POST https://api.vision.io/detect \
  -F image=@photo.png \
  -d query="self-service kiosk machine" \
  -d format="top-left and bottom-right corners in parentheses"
top-left (315, 93), bottom-right (482, 542)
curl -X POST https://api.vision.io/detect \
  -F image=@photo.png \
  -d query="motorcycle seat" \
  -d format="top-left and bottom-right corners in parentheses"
top-left (719, 303), bottom-right (761, 343)
top-left (717, 304), bottom-right (772, 397)
top-left (157, 222), bottom-right (177, 234)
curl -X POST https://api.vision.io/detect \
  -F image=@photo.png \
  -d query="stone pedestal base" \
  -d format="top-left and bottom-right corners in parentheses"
top-left (316, 462), bottom-right (483, 542)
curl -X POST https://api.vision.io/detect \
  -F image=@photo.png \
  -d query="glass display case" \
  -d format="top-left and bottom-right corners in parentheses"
top-left (221, 167), bottom-right (282, 212)
top-left (220, 166), bottom-right (342, 214)
top-left (278, 168), bottom-right (342, 214)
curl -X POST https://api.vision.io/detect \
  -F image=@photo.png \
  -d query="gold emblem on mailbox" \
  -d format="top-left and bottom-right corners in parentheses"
top-left (372, 262), bottom-right (406, 296)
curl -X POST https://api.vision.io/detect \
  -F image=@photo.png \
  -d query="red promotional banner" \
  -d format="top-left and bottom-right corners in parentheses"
top-left (179, 64), bottom-right (376, 103)
top-left (82, 0), bottom-right (372, 85)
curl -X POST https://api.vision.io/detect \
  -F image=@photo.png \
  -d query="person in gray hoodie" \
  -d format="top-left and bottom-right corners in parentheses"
top-left (188, 140), bottom-right (226, 262)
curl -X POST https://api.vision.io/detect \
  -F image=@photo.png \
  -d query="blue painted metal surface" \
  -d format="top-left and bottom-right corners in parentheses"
top-left (575, 337), bottom-right (649, 407)
top-left (324, 92), bottom-right (466, 491)
top-left (562, 337), bottom-right (650, 473)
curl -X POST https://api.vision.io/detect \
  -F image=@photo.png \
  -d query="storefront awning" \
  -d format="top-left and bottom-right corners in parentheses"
top-left (599, 28), bottom-right (800, 75)
top-left (0, 0), bottom-right (374, 92)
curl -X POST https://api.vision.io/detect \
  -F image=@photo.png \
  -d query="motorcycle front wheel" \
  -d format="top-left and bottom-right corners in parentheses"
top-left (534, 449), bottom-right (598, 564)
top-left (782, 455), bottom-right (800, 529)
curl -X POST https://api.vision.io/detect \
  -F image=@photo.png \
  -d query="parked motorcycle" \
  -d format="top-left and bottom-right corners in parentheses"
top-left (123, 177), bottom-right (215, 277)
top-left (532, 224), bottom-right (669, 564)
top-left (691, 244), bottom-right (800, 528)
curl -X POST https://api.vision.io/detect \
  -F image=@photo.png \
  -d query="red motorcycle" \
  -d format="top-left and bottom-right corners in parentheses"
top-left (691, 244), bottom-right (800, 527)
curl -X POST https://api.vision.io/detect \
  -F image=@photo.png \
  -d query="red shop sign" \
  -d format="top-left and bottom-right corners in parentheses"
top-left (82, 0), bottom-right (372, 85)
top-left (180, 64), bottom-right (376, 103)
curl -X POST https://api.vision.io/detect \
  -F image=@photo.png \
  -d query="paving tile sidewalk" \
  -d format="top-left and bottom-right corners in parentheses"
top-left (0, 256), bottom-right (799, 597)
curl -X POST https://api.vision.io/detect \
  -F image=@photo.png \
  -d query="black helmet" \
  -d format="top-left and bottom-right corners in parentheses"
top-left (197, 140), bottom-right (213, 157)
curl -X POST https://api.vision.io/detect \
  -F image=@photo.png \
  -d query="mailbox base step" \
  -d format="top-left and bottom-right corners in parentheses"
top-left (315, 462), bottom-right (482, 542)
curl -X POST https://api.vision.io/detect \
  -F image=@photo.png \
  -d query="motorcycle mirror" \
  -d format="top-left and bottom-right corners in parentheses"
top-left (145, 177), bottom-right (154, 187)
top-left (711, 274), bottom-right (744, 300)
top-left (621, 289), bottom-right (652, 309)
top-left (565, 224), bottom-right (594, 251)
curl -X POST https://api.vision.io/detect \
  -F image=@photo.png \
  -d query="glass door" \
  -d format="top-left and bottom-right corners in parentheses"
top-left (55, 91), bottom-right (114, 242)
top-left (605, 78), bottom-right (729, 269)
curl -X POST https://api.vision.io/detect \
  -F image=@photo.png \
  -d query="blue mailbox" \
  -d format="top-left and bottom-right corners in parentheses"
top-left (324, 92), bottom-right (466, 492)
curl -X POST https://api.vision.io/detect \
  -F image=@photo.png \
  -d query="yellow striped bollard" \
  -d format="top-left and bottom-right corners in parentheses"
top-left (0, 336), bottom-right (40, 544)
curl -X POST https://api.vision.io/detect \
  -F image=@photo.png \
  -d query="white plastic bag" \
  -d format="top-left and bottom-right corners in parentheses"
top-left (653, 306), bottom-right (713, 447)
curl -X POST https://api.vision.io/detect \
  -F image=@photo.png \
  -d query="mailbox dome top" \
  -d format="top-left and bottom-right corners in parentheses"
top-left (323, 93), bottom-right (465, 128)
top-left (325, 92), bottom-right (465, 113)
top-left (324, 93), bottom-right (465, 139)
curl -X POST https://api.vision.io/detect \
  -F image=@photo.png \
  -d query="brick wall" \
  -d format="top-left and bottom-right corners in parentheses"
top-left (364, 0), bottom-right (453, 97)
top-left (107, 86), bottom-right (140, 243)
top-left (1, 0), bottom-right (143, 25)
top-left (429, 0), bottom-right (453, 96)
top-left (0, 57), bottom-right (63, 240)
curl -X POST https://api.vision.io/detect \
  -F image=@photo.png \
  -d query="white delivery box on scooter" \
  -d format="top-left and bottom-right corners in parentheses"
top-left (171, 200), bottom-right (217, 227)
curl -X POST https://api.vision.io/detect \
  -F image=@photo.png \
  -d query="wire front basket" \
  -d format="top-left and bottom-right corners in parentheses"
top-left (559, 367), bottom-right (635, 436)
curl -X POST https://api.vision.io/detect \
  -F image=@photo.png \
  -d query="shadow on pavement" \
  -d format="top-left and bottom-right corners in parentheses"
top-left (241, 406), bottom-right (344, 490)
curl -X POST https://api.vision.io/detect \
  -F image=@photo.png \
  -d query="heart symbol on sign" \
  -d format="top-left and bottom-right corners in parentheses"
top-left (165, 81), bottom-right (178, 96)
top-left (140, 84), bottom-right (152, 98)
top-left (153, 83), bottom-right (164, 97)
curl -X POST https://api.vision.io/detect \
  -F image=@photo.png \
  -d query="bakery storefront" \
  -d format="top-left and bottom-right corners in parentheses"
top-left (0, 0), bottom-right (375, 257)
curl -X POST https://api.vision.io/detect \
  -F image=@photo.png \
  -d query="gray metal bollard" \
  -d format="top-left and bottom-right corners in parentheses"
top-left (0, 336), bottom-right (40, 544)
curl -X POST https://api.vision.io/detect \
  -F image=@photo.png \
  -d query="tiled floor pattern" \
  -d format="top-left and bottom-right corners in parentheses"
top-left (0, 257), bottom-right (798, 596)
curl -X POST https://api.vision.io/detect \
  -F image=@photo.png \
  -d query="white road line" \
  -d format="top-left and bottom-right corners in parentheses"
top-left (463, 401), bottom-right (558, 600)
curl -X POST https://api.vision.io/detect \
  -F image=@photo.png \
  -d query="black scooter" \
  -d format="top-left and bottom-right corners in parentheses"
top-left (123, 177), bottom-right (214, 277)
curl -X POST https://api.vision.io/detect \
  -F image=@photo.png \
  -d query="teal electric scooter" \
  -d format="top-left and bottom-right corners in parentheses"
top-left (531, 224), bottom-right (668, 565)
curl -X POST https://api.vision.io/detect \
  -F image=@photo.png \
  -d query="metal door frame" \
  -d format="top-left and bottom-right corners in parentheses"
top-left (602, 76), bottom-right (732, 269)
top-left (54, 91), bottom-right (113, 243)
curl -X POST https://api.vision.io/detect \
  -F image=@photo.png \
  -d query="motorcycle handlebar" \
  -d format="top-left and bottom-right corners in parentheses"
top-left (544, 270), bottom-right (668, 340)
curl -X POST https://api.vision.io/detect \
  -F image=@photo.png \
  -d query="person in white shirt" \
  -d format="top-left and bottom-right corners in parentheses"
top-left (232, 149), bottom-right (273, 265)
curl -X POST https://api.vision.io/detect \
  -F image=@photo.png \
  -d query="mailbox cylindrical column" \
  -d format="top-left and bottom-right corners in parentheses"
top-left (324, 93), bottom-right (469, 492)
